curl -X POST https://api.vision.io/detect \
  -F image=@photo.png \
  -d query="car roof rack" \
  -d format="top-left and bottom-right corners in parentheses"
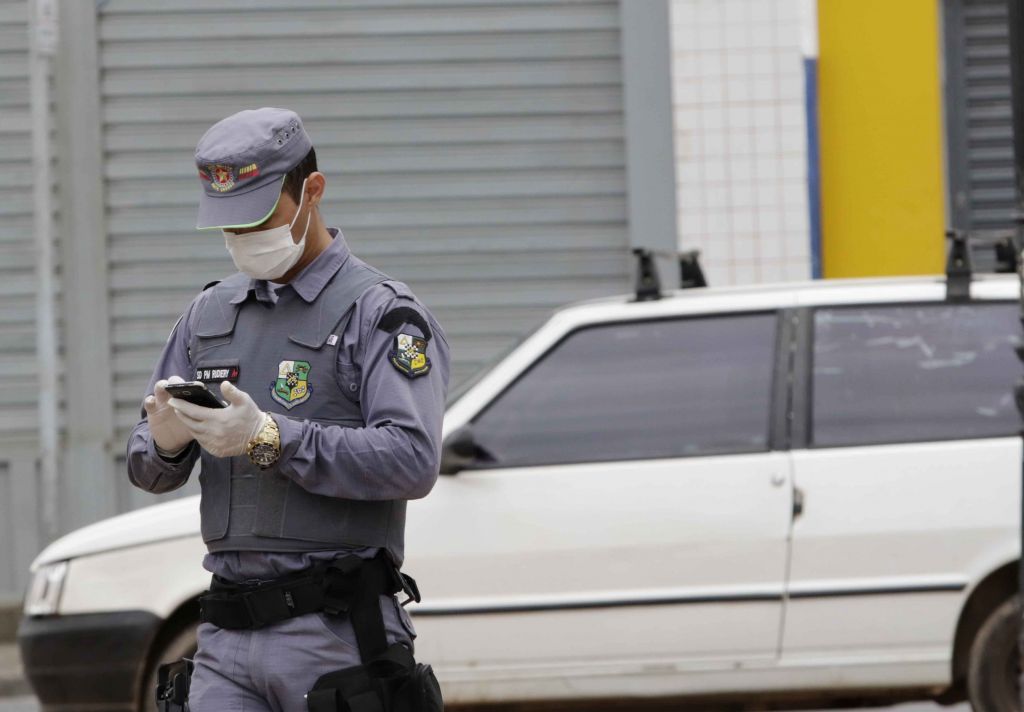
top-left (679, 250), bottom-right (708, 289)
top-left (945, 228), bottom-right (1020, 302)
top-left (631, 248), bottom-right (708, 302)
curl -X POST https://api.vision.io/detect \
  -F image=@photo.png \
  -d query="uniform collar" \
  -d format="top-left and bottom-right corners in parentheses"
top-left (228, 227), bottom-right (351, 306)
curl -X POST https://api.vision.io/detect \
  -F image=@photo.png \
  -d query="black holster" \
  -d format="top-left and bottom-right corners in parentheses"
top-left (306, 642), bottom-right (443, 712)
top-left (155, 657), bottom-right (194, 712)
top-left (304, 553), bottom-right (444, 711)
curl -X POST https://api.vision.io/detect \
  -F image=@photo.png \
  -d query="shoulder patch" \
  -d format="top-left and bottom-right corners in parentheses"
top-left (377, 306), bottom-right (432, 342)
top-left (389, 332), bottom-right (431, 379)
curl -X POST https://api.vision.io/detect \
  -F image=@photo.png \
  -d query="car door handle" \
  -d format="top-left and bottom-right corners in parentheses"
top-left (770, 472), bottom-right (786, 487)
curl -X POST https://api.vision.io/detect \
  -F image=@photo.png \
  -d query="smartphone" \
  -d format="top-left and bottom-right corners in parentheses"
top-left (163, 381), bottom-right (226, 409)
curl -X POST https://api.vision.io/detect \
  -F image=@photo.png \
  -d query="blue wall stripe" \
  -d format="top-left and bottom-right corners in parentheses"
top-left (804, 56), bottom-right (823, 280)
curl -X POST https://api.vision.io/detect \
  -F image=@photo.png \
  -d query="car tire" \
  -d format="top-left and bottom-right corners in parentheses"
top-left (967, 594), bottom-right (1022, 712)
top-left (138, 622), bottom-right (198, 712)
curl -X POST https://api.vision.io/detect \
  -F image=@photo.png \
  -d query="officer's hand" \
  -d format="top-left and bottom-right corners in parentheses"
top-left (144, 376), bottom-right (193, 453)
top-left (168, 381), bottom-right (265, 458)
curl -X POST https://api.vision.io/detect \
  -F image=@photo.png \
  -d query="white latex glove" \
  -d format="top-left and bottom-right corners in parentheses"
top-left (168, 381), bottom-right (266, 458)
top-left (144, 375), bottom-right (193, 454)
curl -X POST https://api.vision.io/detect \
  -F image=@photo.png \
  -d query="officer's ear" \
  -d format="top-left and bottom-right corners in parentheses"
top-left (305, 171), bottom-right (326, 209)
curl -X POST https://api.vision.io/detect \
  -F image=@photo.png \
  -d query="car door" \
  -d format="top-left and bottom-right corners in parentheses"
top-left (407, 310), bottom-right (794, 682)
top-left (783, 299), bottom-right (1022, 676)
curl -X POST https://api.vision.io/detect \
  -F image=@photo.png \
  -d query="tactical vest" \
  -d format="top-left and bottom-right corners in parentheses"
top-left (187, 255), bottom-right (407, 564)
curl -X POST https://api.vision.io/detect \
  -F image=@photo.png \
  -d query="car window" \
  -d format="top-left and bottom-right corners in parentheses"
top-left (811, 302), bottom-right (1021, 447)
top-left (470, 313), bottom-right (778, 468)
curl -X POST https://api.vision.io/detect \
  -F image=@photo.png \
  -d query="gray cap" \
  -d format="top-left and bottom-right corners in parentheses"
top-left (194, 107), bottom-right (313, 230)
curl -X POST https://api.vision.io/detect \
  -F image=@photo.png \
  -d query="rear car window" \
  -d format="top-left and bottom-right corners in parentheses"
top-left (811, 302), bottom-right (1021, 447)
top-left (470, 313), bottom-right (778, 468)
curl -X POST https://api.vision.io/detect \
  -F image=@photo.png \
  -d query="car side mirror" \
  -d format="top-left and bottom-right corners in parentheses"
top-left (439, 425), bottom-right (494, 475)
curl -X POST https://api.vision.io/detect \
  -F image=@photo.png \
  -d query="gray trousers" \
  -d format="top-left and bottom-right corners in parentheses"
top-left (188, 593), bottom-right (417, 712)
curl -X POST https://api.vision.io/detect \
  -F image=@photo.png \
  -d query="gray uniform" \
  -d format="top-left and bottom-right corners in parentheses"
top-left (126, 229), bottom-right (450, 711)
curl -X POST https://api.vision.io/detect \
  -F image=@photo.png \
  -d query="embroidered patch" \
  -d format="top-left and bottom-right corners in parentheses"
top-left (194, 364), bottom-right (240, 383)
top-left (237, 162), bottom-right (260, 181)
top-left (207, 164), bottom-right (235, 192)
top-left (271, 360), bottom-right (311, 409)
top-left (389, 333), bottom-right (431, 378)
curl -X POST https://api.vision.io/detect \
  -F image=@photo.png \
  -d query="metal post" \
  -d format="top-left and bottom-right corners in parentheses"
top-left (800, 0), bottom-right (822, 280)
top-left (1015, 246), bottom-right (1024, 708)
top-left (1007, 0), bottom-right (1024, 705)
top-left (52, 0), bottom-right (117, 531)
top-left (28, 0), bottom-right (59, 543)
top-left (619, 0), bottom-right (680, 291)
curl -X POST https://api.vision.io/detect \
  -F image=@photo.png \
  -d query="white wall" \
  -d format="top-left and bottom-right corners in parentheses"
top-left (670, 0), bottom-right (812, 286)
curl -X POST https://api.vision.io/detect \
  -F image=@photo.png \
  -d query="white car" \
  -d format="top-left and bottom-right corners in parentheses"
top-left (18, 262), bottom-right (1024, 712)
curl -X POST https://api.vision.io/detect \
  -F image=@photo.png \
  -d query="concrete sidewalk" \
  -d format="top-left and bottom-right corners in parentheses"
top-left (0, 645), bottom-right (28, 698)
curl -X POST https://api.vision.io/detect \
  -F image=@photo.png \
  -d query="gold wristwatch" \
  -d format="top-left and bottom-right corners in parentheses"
top-left (247, 413), bottom-right (281, 469)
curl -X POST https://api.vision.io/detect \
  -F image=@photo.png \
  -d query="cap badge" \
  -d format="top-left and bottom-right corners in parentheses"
top-left (207, 164), bottom-right (235, 193)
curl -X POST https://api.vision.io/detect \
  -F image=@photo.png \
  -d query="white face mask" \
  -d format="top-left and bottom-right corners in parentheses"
top-left (223, 178), bottom-right (312, 280)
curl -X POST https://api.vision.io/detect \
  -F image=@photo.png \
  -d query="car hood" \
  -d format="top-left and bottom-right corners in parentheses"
top-left (32, 495), bottom-right (201, 570)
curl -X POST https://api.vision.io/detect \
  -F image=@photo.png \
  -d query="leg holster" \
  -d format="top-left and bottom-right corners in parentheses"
top-left (155, 657), bottom-right (193, 712)
top-left (303, 553), bottom-right (444, 712)
top-left (306, 643), bottom-right (442, 712)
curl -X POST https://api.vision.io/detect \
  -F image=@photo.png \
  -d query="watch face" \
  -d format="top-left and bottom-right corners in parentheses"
top-left (251, 443), bottom-right (278, 467)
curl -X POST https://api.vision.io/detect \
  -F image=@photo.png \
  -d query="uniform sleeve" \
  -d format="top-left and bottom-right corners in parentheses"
top-left (273, 293), bottom-right (451, 501)
top-left (125, 299), bottom-right (201, 494)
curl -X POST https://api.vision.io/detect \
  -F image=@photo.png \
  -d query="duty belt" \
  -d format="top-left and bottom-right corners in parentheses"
top-left (198, 551), bottom-right (420, 659)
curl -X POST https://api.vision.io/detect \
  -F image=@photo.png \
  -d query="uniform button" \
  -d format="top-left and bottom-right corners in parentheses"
top-left (349, 383), bottom-right (358, 391)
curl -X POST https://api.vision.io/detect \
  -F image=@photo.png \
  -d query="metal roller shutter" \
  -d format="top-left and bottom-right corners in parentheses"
top-left (98, 0), bottom-right (630, 441)
top-left (0, 0), bottom-right (53, 599)
top-left (0, 0), bottom-right (39, 442)
top-left (944, 0), bottom-right (1017, 246)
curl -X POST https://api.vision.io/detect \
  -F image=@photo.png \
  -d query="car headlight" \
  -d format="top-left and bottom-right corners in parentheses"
top-left (23, 561), bottom-right (68, 616)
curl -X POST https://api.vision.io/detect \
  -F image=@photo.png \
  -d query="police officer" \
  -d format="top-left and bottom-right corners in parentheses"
top-left (126, 107), bottom-right (450, 711)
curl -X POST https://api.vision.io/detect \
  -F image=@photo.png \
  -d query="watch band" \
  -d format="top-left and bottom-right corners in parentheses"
top-left (247, 413), bottom-right (282, 469)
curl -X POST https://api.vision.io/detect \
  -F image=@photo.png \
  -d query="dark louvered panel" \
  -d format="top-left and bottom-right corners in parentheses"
top-left (947, 0), bottom-right (1018, 235)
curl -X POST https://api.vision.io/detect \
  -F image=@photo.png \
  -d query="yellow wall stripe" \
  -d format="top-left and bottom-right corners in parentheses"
top-left (817, 0), bottom-right (946, 277)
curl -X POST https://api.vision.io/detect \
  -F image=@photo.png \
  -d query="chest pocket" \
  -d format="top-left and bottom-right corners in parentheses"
top-left (189, 285), bottom-right (242, 360)
top-left (286, 297), bottom-right (365, 407)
